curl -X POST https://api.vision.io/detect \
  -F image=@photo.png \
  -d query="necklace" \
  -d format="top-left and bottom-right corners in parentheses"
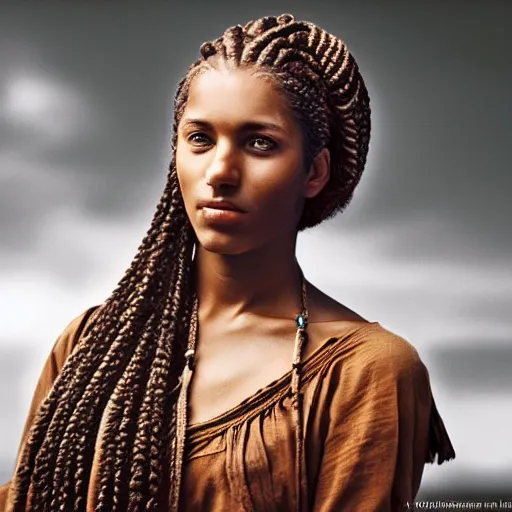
top-left (170, 269), bottom-right (309, 512)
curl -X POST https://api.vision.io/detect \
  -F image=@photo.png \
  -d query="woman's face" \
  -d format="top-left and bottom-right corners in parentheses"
top-left (176, 67), bottom-right (326, 256)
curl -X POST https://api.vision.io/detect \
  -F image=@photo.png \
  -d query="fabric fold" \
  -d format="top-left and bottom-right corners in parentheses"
top-left (428, 397), bottom-right (456, 465)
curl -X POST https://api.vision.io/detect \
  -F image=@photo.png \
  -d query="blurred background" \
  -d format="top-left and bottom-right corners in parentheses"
top-left (1, 0), bottom-right (510, 503)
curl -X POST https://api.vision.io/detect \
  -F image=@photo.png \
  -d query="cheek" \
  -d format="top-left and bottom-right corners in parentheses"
top-left (251, 159), bottom-right (305, 210)
top-left (176, 148), bottom-right (194, 200)
top-left (248, 180), bottom-right (304, 235)
top-left (175, 170), bottom-right (196, 225)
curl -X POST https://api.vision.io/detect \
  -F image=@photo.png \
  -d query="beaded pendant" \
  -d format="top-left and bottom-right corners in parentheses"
top-left (296, 314), bottom-right (307, 329)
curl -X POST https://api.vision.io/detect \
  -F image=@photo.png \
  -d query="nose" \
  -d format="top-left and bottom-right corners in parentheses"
top-left (205, 140), bottom-right (240, 189)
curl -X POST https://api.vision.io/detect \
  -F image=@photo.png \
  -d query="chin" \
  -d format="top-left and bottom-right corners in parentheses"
top-left (196, 232), bottom-right (251, 256)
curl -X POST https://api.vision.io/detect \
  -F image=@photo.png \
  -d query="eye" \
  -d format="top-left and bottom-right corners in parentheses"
top-left (250, 136), bottom-right (277, 152)
top-left (188, 132), bottom-right (212, 147)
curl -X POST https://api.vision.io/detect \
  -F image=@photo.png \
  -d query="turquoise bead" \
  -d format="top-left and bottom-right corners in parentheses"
top-left (296, 315), bottom-right (306, 328)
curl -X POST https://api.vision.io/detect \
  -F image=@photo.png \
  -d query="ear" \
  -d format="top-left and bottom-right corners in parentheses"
top-left (304, 147), bottom-right (331, 199)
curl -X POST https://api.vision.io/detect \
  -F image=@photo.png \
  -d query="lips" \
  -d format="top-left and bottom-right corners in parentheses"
top-left (197, 199), bottom-right (246, 213)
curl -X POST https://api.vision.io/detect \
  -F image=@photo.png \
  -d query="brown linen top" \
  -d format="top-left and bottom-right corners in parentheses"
top-left (0, 307), bottom-right (455, 512)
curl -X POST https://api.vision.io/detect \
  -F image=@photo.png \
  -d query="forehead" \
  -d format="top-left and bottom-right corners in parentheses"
top-left (181, 68), bottom-right (297, 131)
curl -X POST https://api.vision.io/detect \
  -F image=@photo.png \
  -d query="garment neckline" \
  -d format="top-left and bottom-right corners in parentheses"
top-left (186, 321), bottom-right (380, 435)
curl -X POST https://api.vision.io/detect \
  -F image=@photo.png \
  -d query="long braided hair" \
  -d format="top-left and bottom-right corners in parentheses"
top-left (9, 13), bottom-right (370, 511)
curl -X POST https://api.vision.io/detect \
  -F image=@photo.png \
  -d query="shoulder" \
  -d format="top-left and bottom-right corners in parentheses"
top-left (356, 323), bottom-right (423, 371)
top-left (51, 305), bottom-right (102, 368)
top-left (306, 282), bottom-right (427, 383)
top-left (323, 322), bottom-right (430, 393)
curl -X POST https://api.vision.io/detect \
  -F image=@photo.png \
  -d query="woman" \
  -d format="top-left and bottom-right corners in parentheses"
top-left (1, 13), bottom-right (455, 512)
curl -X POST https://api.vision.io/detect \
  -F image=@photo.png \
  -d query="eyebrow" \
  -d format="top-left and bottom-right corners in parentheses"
top-left (180, 118), bottom-right (287, 134)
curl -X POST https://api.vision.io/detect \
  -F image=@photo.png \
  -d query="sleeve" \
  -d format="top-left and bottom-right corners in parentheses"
top-left (311, 333), bottom-right (455, 512)
top-left (0, 305), bottom-right (101, 512)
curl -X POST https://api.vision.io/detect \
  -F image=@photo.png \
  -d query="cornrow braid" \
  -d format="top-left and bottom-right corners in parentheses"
top-left (94, 310), bottom-right (161, 511)
top-left (46, 215), bottom-right (181, 511)
top-left (128, 230), bottom-right (193, 510)
top-left (69, 184), bottom-right (192, 511)
top-left (8, 13), bottom-right (370, 512)
top-left (9, 161), bottom-right (196, 511)
top-left (49, 314), bottom-right (152, 510)
top-left (18, 170), bottom-right (184, 509)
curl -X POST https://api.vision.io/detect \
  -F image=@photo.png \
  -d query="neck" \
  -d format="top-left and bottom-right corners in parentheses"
top-left (193, 239), bottom-right (305, 323)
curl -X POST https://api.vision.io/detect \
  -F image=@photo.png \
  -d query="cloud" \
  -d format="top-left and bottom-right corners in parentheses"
top-left (0, 206), bottom-right (155, 344)
top-left (430, 345), bottom-right (512, 393)
top-left (0, 62), bottom-right (100, 161)
top-left (298, 221), bottom-right (511, 298)
top-left (0, 155), bottom-right (84, 252)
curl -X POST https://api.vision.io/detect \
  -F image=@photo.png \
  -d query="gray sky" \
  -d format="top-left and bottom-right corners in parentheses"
top-left (1, 0), bottom-right (511, 499)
